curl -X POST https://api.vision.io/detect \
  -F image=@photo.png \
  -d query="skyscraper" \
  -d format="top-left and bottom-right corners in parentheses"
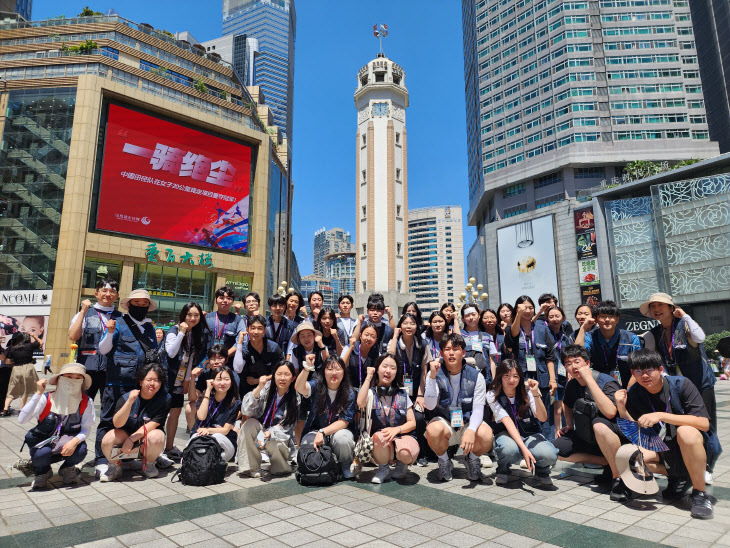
top-left (355, 53), bottom-right (409, 296)
top-left (462, 0), bottom-right (720, 314)
top-left (313, 227), bottom-right (355, 277)
top-left (408, 206), bottom-right (465, 315)
top-left (0, 0), bottom-right (31, 20)
top-left (222, 0), bottom-right (295, 145)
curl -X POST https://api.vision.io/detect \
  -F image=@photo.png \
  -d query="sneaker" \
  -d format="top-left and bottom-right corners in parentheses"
top-left (480, 454), bottom-right (493, 468)
top-left (416, 457), bottom-right (429, 467)
top-left (99, 463), bottom-right (122, 483)
top-left (466, 457), bottom-right (485, 482)
top-left (341, 465), bottom-right (355, 480)
top-left (519, 459), bottom-right (528, 469)
top-left (167, 446), bottom-right (183, 461)
top-left (0, 409), bottom-right (12, 417)
top-left (705, 470), bottom-right (713, 485)
top-left (95, 463), bottom-right (109, 479)
top-left (31, 469), bottom-right (54, 490)
top-left (261, 450), bottom-right (271, 463)
top-left (156, 453), bottom-right (175, 469)
top-left (537, 475), bottom-right (553, 487)
top-left (60, 466), bottom-right (80, 485)
top-left (690, 490), bottom-right (713, 519)
top-left (391, 461), bottom-right (408, 480)
top-left (250, 468), bottom-right (262, 478)
top-left (371, 464), bottom-right (391, 484)
top-left (495, 473), bottom-right (509, 485)
top-left (662, 477), bottom-right (692, 500)
top-left (437, 458), bottom-right (454, 482)
top-left (142, 461), bottom-right (158, 478)
top-left (610, 478), bottom-right (631, 502)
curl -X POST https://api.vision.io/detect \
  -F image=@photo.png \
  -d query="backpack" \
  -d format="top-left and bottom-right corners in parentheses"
top-left (295, 436), bottom-right (341, 486)
top-left (172, 436), bottom-right (227, 486)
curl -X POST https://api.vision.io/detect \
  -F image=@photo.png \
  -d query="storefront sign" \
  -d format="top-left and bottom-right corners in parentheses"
top-left (96, 104), bottom-right (252, 253)
top-left (0, 290), bottom-right (52, 357)
top-left (145, 242), bottom-right (214, 268)
top-left (574, 207), bottom-right (602, 305)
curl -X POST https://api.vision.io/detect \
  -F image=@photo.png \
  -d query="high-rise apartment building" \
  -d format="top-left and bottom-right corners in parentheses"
top-left (408, 206), bottom-right (465, 314)
top-left (222, 0), bottom-right (295, 145)
top-left (313, 227), bottom-right (355, 277)
top-left (689, 0), bottom-right (730, 153)
top-left (300, 275), bottom-right (340, 308)
top-left (326, 252), bottom-right (356, 296)
top-left (462, 0), bottom-right (720, 315)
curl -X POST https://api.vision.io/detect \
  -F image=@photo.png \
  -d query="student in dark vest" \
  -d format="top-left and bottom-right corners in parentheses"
top-left (614, 349), bottom-right (713, 519)
top-left (424, 311), bottom-right (447, 363)
top-left (20, 363), bottom-right (94, 489)
top-left (574, 300), bottom-right (641, 388)
top-left (387, 313), bottom-right (433, 466)
top-left (315, 307), bottom-right (348, 358)
top-left (351, 294), bottom-right (394, 354)
top-left (242, 292), bottom-right (261, 326)
top-left (479, 308), bottom-right (506, 365)
top-left (158, 302), bottom-right (210, 467)
top-left (285, 291), bottom-right (306, 326)
top-left (460, 305), bottom-right (498, 383)
top-left (552, 346), bottom-right (624, 492)
top-left (342, 323), bottom-right (379, 389)
top-left (487, 359), bottom-right (559, 487)
top-left (265, 294), bottom-right (296, 351)
top-left (640, 292), bottom-right (720, 484)
top-left (532, 293), bottom-right (574, 334)
top-left (337, 295), bottom-right (358, 341)
top-left (535, 306), bottom-right (571, 439)
top-left (357, 354), bottom-right (419, 484)
top-left (295, 354), bottom-right (357, 479)
top-left (306, 291), bottom-right (324, 324)
top-left (234, 315), bottom-right (284, 397)
top-left (389, 302), bottom-right (425, 337)
top-left (187, 365), bottom-right (240, 463)
top-left (424, 333), bottom-right (494, 483)
top-left (95, 289), bottom-right (158, 478)
top-left (68, 278), bottom-right (122, 401)
top-left (99, 363), bottom-right (171, 482)
top-left (570, 304), bottom-right (595, 342)
top-left (505, 296), bottom-right (539, 380)
top-left (241, 361), bottom-right (300, 478)
top-left (288, 322), bottom-right (328, 372)
top-left (206, 285), bottom-right (246, 361)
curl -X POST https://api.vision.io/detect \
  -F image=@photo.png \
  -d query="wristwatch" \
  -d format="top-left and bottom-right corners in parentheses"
top-left (318, 429), bottom-right (325, 435)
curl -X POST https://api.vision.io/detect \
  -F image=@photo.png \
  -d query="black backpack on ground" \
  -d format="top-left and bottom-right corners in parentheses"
top-left (295, 436), bottom-right (341, 486)
top-left (172, 436), bottom-right (227, 486)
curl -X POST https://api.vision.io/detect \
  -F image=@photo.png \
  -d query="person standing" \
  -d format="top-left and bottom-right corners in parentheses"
top-left (337, 295), bottom-right (357, 341)
top-left (235, 315), bottom-right (284, 397)
top-left (2, 332), bottom-right (42, 416)
top-left (265, 294), bottom-right (296, 351)
top-left (68, 278), bottom-right (123, 401)
top-left (206, 286), bottom-right (246, 361)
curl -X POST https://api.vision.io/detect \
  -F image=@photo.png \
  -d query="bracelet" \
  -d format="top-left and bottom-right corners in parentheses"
top-left (303, 364), bottom-right (315, 372)
top-left (202, 395), bottom-right (210, 399)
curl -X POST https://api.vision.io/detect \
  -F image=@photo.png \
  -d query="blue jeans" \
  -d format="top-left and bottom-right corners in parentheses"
top-left (494, 432), bottom-right (558, 478)
top-left (29, 442), bottom-right (87, 474)
top-left (540, 390), bottom-right (554, 441)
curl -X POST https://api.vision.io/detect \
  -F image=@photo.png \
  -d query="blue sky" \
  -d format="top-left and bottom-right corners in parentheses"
top-left (35, 1), bottom-right (471, 277)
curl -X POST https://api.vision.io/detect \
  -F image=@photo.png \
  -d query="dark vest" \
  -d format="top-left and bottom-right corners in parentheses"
top-left (106, 317), bottom-right (157, 386)
top-left (395, 337), bottom-right (427, 392)
top-left (24, 395), bottom-right (90, 448)
top-left (586, 329), bottom-right (637, 387)
top-left (293, 344), bottom-right (324, 372)
top-left (460, 330), bottom-right (493, 383)
top-left (491, 391), bottom-right (542, 437)
top-left (571, 371), bottom-right (617, 443)
top-left (432, 362), bottom-right (480, 424)
top-left (76, 308), bottom-right (122, 372)
top-left (165, 325), bottom-right (209, 392)
top-left (370, 388), bottom-right (412, 436)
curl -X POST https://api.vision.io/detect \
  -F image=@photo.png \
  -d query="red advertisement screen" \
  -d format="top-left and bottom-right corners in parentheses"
top-left (96, 104), bottom-right (252, 253)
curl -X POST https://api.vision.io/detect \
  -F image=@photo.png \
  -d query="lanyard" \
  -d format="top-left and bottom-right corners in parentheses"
top-left (271, 318), bottom-right (284, 344)
top-left (326, 394), bottom-right (336, 424)
top-left (375, 392), bottom-right (398, 426)
top-left (263, 394), bottom-right (282, 427)
top-left (401, 340), bottom-right (413, 377)
top-left (431, 337), bottom-right (441, 359)
top-left (358, 346), bottom-right (364, 387)
top-left (551, 328), bottom-right (562, 356)
top-left (661, 320), bottom-right (675, 362)
top-left (214, 314), bottom-right (229, 342)
top-left (96, 309), bottom-right (111, 333)
top-left (201, 397), bottom-right (224, 427)
top-left (520, 325), bottom-right (534, 355)
top-left (508, 397), bottom-right (519, 421)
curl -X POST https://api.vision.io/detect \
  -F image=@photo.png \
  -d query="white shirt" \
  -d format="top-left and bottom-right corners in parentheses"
top-left (18, 393), bottom-right (96, 443)
top-left (423, 367), bottom-right (487, 433)
top-left (487, 390), bottom-right (537, 423)
top-left (69, 303), bottom-right (115, 330)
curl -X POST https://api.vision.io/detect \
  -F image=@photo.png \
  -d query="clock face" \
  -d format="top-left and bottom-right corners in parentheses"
top-left (373, 102), bottom-right (388, 117)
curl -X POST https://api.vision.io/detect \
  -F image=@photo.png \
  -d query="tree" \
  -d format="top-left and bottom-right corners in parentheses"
top-left (78, 7), bottom-right (103, 16)
top-left (705, 331), bottom-right (730, 359)
top-left (193, 79), bottom-right (208, 94)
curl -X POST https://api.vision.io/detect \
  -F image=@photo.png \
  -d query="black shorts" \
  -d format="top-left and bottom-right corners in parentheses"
top-left (552, 430), bottom-right (603, 458)
top-left (170, 392), bottom-right (184, 409)
top-left (658, 438), bottom-right (689, 479)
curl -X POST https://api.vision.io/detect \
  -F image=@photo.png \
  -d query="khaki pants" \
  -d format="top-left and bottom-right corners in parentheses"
top-left (240, 418), bottom-right (291, 474)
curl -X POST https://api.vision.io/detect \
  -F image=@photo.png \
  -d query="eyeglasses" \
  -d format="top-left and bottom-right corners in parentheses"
top-left (632, 368), bottom-right (657, 375)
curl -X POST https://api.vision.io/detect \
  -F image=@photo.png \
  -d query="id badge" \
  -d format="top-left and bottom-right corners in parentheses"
top-left (526, 356), bottom-right (537, 372)
top-left (472, 340), bottom-right (483, 352)
top-left (404, 376), bottom-right (413, 397)
top-left (81, 350), bottom-right (97, 356)
top-left (557, 363), bottom-right (567, 377)
top-left (449, 406), bottom-right (463, 428)
top-left (256, 430), bottom-right (266, 449)
top-left (658, 423), bottom-right (667, 440)
top-left (175, 364), bottom-right (187, 383)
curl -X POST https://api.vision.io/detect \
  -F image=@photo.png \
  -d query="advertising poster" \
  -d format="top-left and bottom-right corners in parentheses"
top-left (0, 291), bottom-right (52, 366)
top-left (574, 207), bottom-right (602, 305)
top-left (497, 215), bottom-right (560, 306)
top-left (96, 104), bottom-right (253, 253)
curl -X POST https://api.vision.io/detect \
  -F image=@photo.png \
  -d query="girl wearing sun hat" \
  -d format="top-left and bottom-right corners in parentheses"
top-left (19, 363), bottom-right (95, 489)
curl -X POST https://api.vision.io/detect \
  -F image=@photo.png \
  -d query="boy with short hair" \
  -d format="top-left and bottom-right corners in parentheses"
top-left (265, 294), bottom-right (295, 350)
top-left (363, 294), bottom-right (393, 352)
top-left (307, 291), bottom-right (324, 324)
top-left (575, 300), bottom-right (640, 388)
top-left (206, 286), bottom-right (246, 359)
top-left (337, 295), bottom-right (357, 341)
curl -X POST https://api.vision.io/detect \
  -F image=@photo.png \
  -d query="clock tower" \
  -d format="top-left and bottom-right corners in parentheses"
top-left (354, 53), bottom-right (409, 297)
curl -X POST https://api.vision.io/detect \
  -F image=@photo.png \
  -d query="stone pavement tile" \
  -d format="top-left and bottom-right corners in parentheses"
top-left (338, 500), bottom-right (377, 513)
top-left (6, 516), bottom-right (53, 534)
top-left (716, 533), bottom-right (730, 546)
top-left (168, 529), bottom-right (217, 546)
top-left (591, 509), bottom-right (643, 525)
top-left (381, 500), bottom-right (421, 513)
top-left (382, 513), bottom-right (425, 528)
top-left (241, 513), bottom-right (278, 528)
top-left (314, 506), bottom-right (351, 520)
top-left (223, 507), bottom-right (259, 520)
top-left (128, 539), bottom-right (179, 548)
top-left (670, 525), bottom-right (724, 543)
top-left (412, 541), bottom-right (453, 548)
top-left (75, 538), bottom-right (126, 548)
top-left (581, 517), bottom-right (629, 533)
top-left (461, 523), bottom-right (504, 540)
top-left (381, 530), bottom-right (430, 548)
top-left (1, 504), bottom-right (39, 517)
top-left (275, 529), bottom-right (322, 547)
top-left (256, 520), bottom-right (298, 537)
top-left (185, 539), bottom-right (234, 548)
top-left (5, 510), bottom-right (50, 525)
top-left (294, 500), bottom-right (332, 513)
top-left (334, 513), bottom-right (375, 528)
top-left (548, 510), bottom-right (592, 525)
top-left (319, 494), bottom-right (358, 505)
top-left (298, 540), bottom-right (342, 548)
top-left (433, 515), bottom-right (474, 530)
top-left (50, 513), bottom-right (91, 526)
top-left (661, 537), bottom-right (712, 548)
top-left (616, 526), bottom-right (668, 543)
top-left (437, 529), bottom-right (484, 548)
top-left (191, 514), bottom-right (233, 527)
top-left (286, 513), bottom-right (328, 528)
top-left (356, 522), bottom-right (400, 538)
top-left (250, 500), bottom-right (290, 512)
top-left (275, 505), bottom-right (307, 519)
top-left (407, 508), bottom-right (449, 522)
top-left (490, 532), bottom-right (542, 548)
top-left (116, 528), bottom-right (165, 545)
top-left (157, 521), bottom-right (200, 536)
top-left (221, 528), bottom-right (268, 546)
top-left (358, 541), bottom-right (399, 548)
top-left (329, 529), bottom-right (377, 547)
top-left (206, 520), bottom-right (250, 537)
top-left (277, 494), bottom-right (315, 506)
top-left (305, 519), bottom-right (350, 537)
top-left (564, 503), bottom-right (605, 518)
top-left (492, 497), bottom-right (531, 509)
top-left (408, 521), bottom-right (458, 539)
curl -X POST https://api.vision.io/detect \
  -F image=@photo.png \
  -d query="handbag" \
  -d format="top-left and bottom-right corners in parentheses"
top-left (123, 317), bottom-right (161, 365)
top-left (352, 389), bottom-right (374, 474)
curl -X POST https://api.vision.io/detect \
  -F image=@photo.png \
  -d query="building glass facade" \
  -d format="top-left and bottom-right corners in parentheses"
top-left (0, 87), bottom-right (76, 290)
top-left (268, 157), bottom-right (290, 298)
top-left (300, 275), bottom-right (340, 309)
top-left (325, 253), bottom-right (355, 295)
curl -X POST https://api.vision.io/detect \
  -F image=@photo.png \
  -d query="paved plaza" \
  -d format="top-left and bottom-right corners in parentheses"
top-left (0, 381), bottom-right (728, 548)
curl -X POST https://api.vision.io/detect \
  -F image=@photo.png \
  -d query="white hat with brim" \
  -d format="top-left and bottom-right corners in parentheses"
top-left (639, 292), bottom-right (675, 319)
top-left (120, 289), bottom-right (158, 312)
top-left (616, 444), bottom-right (659, 495)
top-left (49, 362), bottom-right (92, 391)
top-left (290, 321), bottom-right (322, 345)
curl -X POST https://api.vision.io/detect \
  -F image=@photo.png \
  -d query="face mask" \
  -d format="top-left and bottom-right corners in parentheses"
top-left (50, 376), bottom-right (84, 415)
top-left (128, 304), bottom-right (148, 321)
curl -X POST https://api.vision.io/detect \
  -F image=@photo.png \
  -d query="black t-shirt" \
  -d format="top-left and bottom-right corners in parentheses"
top-left (193, 395), bottom-right (240, 445)
top-left (240, 340), bottom-right (284, 395)
top-left (563, 376), bottom-right (621, 420)
top-left (195, 368), bottom-right (241, 394)
top-left (115, 389), bottom-right (171, 434)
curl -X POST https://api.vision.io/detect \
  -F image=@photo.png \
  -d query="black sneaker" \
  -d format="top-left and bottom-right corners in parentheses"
top-left (610, 478), bottom-right (631, 502)
top-left (596, 465), bottom-right (613, 484)
top-left (662, 477), bottom-right (692, 500)
top-left (690, 490), bottom-right (713, 519)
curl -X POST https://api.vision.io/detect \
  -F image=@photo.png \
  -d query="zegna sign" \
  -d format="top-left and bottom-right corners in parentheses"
top-left (0, 290), bottom-right (52, 307)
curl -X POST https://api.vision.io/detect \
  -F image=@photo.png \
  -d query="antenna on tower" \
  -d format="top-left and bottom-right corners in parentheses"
top-left (373, 22), bottom-right (388, 54)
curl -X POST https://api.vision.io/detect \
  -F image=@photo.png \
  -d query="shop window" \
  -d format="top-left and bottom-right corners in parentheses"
top-left (82, 258), bottom-right (123, 289)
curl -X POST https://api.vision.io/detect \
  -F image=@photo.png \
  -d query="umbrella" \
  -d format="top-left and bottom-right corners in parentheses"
top-left (617, 418), bottom-right (670, 452)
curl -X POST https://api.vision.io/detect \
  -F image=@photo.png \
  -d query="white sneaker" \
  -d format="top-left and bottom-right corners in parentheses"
top-left (496, 473), bottom-right (509, 485)
top-left (480, 454), bottom-right (493, 468)
top-left (371, 464), bottom-right (391, 484)
top-left (261, 450), bottom-right (271, 463)
top-left (61, 466), bottom-right (80, 485)
top-left (705, 470), bottom-right (714, 485)
top-left (142, 461), bottom-right (158, 478)
top-left (99, 463), bottom-right (122, 482)
top-left (156, 453), bottom-right (174, 469)
top-left (391, 461), bottom-right (408, 480)
top-left (95, 463), bottom-right (108, 478)
top-left (538, 475), bottom-right (553, 487)
top-left (437, 458), bottom-right (454, 482)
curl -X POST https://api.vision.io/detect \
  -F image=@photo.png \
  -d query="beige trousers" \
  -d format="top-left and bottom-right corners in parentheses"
top-left (240, 418), bottom-right (292, 474)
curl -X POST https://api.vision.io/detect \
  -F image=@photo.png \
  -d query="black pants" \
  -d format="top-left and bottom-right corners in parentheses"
top-left (95, 384), bottom-right (133, 463)
top-left (700, 387), bottom-right (719, 471)
top-left (84, 370), bottom-right (106, 402)
top-left (413, 409), bottom-right (434, 460)
top-left (0, 367), bottom-right (10, 404)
